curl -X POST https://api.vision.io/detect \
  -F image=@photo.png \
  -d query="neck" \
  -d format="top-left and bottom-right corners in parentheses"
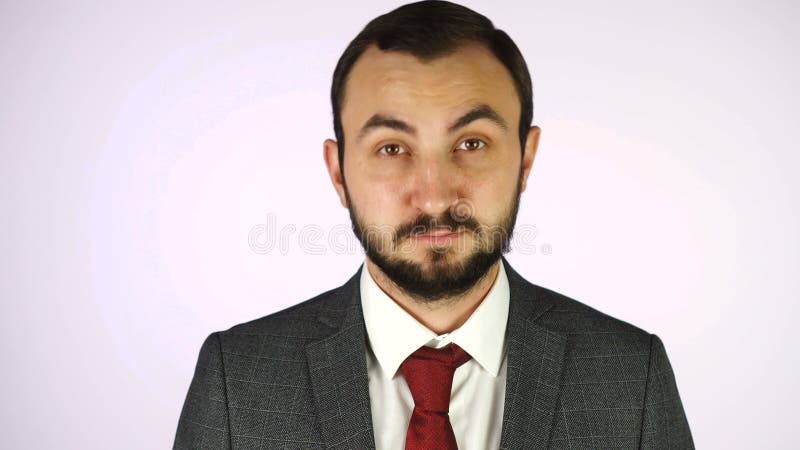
top-left (365, 258), bottom-right (501, 335)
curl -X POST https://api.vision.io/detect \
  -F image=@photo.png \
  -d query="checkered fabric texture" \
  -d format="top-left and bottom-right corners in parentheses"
top-left (173, 257), bottom-right (693, 449)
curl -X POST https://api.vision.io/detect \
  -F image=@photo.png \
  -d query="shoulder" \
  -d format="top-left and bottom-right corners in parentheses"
top-left (228, 286), bottom-right (343, 335)
top-left (511, 278), bottom-right (659, 379)
top-left (505, 261), bottom-right (654, 353)
top-left (210, 269), bottom-right (361, 352)
top-left (535, 284), bottom-right (649, 336)
top-left (537, 284), bottom-right (656, 357)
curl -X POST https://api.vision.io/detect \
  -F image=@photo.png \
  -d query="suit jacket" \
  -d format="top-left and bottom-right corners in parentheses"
top-left (173, 258), bottom-right (693, 449)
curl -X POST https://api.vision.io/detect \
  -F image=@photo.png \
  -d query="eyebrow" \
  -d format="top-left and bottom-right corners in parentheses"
top-left (357, 115), bottom-right (416, 142)
top-left (356, 103), bottom-right (509, 143)
top-left (447, 104), bottom-right (509, 134)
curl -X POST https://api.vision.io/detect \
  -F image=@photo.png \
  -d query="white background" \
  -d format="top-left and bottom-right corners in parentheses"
top-left (2, 1), bottom-right (798, 448)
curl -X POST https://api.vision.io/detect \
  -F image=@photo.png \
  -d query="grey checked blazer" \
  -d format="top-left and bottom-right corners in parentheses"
top-left (174, 258), bottom-right (693, 449)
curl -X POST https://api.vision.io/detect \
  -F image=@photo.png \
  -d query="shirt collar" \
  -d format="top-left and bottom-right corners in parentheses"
top-left (360, 259), bottom-right (510, 379)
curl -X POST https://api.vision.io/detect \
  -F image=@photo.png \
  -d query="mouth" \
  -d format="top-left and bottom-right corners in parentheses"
top-left (410, 228), bottom-right (466, 244)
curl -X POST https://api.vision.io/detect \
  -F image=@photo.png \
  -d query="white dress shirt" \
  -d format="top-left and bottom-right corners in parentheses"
top-left (360, 260), bottom-right (510, 450)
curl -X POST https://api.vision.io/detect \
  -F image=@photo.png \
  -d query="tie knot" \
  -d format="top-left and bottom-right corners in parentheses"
top-left (406, 342), bottom-right (472, 368)
top-left (400, 343), bottom-right (472, 413)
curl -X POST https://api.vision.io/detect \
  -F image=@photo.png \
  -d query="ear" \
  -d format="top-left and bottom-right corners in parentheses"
top-left (323, 139), bottom-right (349, 208)
top-left (520, 125), bottom-right (541, 193)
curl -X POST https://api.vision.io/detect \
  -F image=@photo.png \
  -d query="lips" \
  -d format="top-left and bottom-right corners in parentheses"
top-left (411, 229), bottom-right (465, 243)
top-left (421, 228), bottom-right (459, 237)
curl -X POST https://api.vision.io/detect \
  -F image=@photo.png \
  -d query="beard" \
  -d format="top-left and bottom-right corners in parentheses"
top-left (344, 171), bottom-right (522, 303)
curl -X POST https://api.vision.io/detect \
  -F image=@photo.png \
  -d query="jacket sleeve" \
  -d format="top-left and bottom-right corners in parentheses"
top-left (639, 334), bottom-right (694, 449)
top-left (173, 332), bottom-right (231, 450)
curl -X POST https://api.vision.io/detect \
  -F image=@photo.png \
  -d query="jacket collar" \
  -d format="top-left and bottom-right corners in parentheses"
top-left (305, 257), bottom-right (567, 450)
top-left (498, 259), bottom-right (568, 449)
top-left (304, 264), bottom-right (376, 448)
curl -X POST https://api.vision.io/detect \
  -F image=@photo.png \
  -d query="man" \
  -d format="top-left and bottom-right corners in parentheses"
top-left (173, 1), bottom-right (693, 449)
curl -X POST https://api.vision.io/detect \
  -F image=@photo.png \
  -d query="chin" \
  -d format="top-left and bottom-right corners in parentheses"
top-left (368, 243), bottom-right (502, 301)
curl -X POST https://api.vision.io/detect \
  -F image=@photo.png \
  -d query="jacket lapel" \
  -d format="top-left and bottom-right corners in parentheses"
top-left (305, 267), bottom-right (377, 450)
top-left (499, 258), bottom-right (568, 449)
top-left (303, 259), bottom-right (567, 450)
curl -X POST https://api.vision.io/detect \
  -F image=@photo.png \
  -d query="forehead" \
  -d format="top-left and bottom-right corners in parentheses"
top-left (341, 43), bottom-right (520, 128)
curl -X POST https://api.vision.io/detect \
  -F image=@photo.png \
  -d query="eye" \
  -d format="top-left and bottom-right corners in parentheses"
top-left (456, 138), bottom-right (486, 152)
top-left (377, 143), bottom-right (408, 156)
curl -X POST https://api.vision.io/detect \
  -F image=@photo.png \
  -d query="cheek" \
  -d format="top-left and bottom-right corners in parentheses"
top-left (462, 171), bottom-right (520, 219)
top-left (346, 173), bottom-right (406, 223)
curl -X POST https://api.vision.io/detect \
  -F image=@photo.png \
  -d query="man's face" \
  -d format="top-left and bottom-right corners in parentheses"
top-left (325, 43), bottom-right (538, 301)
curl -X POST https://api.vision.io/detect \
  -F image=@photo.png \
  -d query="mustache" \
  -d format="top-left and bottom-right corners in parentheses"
top-left (394, 211), bottom-right (481, 243)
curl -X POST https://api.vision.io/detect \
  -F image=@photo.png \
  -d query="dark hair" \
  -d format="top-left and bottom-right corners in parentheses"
top-left (330, 0), bottom-right (533, 174)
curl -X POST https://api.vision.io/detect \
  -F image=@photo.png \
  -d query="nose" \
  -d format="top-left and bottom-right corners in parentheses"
top-left (409, 157), bottom-right (460, 218)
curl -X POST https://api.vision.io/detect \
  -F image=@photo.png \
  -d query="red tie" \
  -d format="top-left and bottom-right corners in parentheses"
top-left (400, 343), bottom-right (472, 450)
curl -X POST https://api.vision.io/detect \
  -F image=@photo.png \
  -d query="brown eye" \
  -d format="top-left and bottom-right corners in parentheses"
top-left (378, 143), bottom-right (407, 156)
top-left (456, 138), bottom-right (486, 152)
